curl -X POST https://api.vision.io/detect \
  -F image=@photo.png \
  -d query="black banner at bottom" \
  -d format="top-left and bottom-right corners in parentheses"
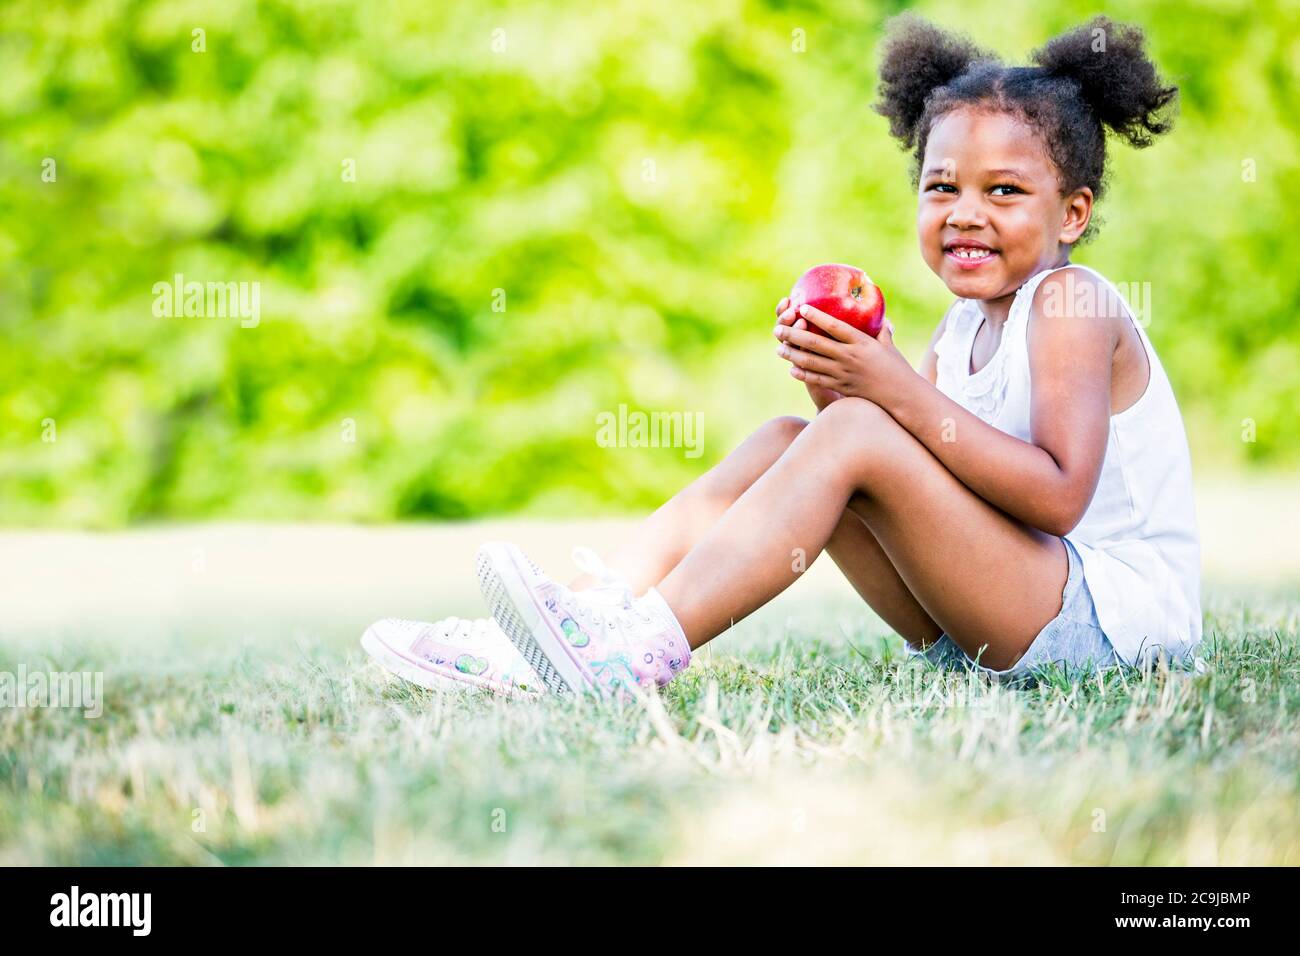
top-left (0, 866), bottom-right (1283, 941)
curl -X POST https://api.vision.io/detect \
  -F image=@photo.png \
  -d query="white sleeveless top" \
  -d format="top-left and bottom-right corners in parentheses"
top-left (933, 263), bottom-right (1202, 665)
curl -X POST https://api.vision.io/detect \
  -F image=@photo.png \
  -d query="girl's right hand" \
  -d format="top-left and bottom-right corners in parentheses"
top-left (775, 296), bottom-right (843, 412)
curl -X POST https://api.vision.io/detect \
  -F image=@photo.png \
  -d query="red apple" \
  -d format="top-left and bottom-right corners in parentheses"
top-left (789, 263), bottom-right (886, 338)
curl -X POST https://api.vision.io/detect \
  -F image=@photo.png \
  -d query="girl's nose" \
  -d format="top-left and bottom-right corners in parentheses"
top-left (947, 197), bottom-right (986, 229)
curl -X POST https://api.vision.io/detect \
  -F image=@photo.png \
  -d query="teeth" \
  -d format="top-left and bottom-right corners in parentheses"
top-left (951, 247), bottom-right (993, 259)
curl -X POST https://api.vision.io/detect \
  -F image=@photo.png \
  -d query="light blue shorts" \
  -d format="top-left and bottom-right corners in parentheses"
top-left (904, 538), bottom-right (1120, 684)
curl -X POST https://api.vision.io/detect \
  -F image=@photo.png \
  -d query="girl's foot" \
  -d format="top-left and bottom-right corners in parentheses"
top-left (475, 542), bottom-right (692, 697)
top-left (360, 616), bottom-right (543, 698)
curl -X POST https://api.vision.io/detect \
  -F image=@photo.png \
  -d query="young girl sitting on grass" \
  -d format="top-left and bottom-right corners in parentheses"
top-left (362, 14), bottom-right (1201, 698)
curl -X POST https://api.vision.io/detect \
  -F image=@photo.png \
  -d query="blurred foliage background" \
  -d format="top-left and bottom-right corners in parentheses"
top-left (1, 0), bottom-right (1297, 527)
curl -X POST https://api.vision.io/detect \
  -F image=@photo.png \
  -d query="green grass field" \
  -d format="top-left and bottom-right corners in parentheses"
top-left (2, 580), bottom-right (1297, 865)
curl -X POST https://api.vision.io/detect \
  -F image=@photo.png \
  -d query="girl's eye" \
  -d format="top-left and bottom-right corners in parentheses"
top-left (925, 183), bottom-right (1021, 195)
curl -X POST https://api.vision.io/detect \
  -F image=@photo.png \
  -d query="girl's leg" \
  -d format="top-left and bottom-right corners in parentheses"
top-left (656, 397), bottom-right (1069, 671)
top-left (827, 494), bottom-right (946, 648)
top-left (573, 415), bottom-right (944, 647)
top-left (570, 416), bottom-right (809, 593)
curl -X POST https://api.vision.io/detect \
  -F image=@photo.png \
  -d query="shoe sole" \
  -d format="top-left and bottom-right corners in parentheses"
top-left (476, 543), bottom-right (594, 696)
top-left (359, 623), bottom-right (539, 699)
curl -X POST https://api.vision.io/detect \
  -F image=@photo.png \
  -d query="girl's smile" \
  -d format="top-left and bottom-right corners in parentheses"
top-left (943, 240), bottom-right (999, 269)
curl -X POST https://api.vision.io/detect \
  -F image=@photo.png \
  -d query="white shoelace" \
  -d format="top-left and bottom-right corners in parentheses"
top-left (569, 546), bottom-right (635, 603)
top-left (565, 546), bottom-right (656, 639)
top-left (429, 616), bottom-right (499, 643)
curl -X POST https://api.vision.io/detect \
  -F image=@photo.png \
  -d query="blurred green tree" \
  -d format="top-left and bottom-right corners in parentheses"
top-left (1, 0), bottom-right (1296, 526)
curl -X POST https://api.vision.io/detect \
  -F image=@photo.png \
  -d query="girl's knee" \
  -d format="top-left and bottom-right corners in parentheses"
top-left (757, 415), bottom-right (811, 449)
top-left (814, 397), bottom-right (891, 428)
top-left (804, 398), bottom-right (908, 481)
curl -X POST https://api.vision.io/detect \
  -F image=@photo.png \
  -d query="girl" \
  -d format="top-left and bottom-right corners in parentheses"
top-left (363, 14), bottom-right (1201, 697)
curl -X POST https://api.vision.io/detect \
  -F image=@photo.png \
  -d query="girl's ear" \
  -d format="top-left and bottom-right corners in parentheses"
top-left (1059, 186), bottom-right (1093, 244)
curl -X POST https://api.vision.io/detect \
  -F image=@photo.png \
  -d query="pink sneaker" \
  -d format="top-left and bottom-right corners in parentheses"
top-left (360, 617), bottom-right (542, 698)
top-left (475, 542), bottom-right (692, 697)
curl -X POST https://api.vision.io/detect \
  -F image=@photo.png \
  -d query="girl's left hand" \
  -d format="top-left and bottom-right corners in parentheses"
top-left (773, 304), bottom-right (914, 405)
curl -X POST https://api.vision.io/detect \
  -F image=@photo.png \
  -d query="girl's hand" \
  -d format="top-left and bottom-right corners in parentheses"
top-left (775, 296), bottom-right (843, 411)
top-left (773, 304), bottom-right (913, 407)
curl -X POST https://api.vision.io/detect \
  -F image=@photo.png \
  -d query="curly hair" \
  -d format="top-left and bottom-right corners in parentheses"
top-left (872, 14), bottom-right (1178, 243)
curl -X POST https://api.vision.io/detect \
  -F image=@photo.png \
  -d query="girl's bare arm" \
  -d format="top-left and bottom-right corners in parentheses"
top-left (886, 269), bottom-right (1116, 537)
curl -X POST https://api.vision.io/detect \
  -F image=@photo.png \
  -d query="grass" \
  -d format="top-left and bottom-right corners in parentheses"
top-left (2, 587), bottom-right (1298, 866)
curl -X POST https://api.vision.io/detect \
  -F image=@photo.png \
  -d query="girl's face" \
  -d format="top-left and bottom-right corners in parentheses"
top-left (917, 107), bottom-right (1092, 304)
